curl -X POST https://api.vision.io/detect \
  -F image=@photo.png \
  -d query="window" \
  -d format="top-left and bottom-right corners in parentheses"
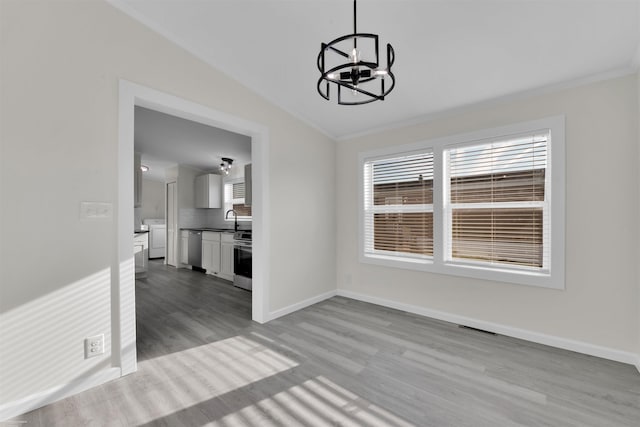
top-left (359, 117), bottom-right (564, 289)
top-left (224, 179), bottom-right (251, 220)
top-left (363, 152), bottom-right (434, 261)
top-left (445, 134), bottom-right (548, 270)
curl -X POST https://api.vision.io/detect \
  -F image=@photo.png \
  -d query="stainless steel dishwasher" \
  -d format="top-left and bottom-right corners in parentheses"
top-left (187, 230), bottom-right (202, 268)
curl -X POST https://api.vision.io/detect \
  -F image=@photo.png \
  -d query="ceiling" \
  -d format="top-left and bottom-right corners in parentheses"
top-left (112, 0), bottom-right (640, 139)
top-left (134, 106), bottom-right (251, 181)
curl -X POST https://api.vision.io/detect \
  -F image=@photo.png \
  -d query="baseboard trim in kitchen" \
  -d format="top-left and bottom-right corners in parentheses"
top-left (268, 290), bottom-right (337, 321)
top-left (0, 367), bottom-right (121, 421)
top-left (336, 289), bottom-right (640, 371)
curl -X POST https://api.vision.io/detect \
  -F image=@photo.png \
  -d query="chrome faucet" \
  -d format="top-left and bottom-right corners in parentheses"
top-left (225, 209), bottom-right (239, 232)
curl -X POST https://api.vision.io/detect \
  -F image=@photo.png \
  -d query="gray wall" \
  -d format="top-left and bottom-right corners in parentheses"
top-left (336, 74), bottom-right (639, 356)
top-left (0, 0), bottom-right (336, 407)
top-left (141, 178), bottom-right (165, 220)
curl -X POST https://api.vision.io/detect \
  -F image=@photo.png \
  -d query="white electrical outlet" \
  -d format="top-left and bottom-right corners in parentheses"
top-left (84, 334), bottom-right (105, 359)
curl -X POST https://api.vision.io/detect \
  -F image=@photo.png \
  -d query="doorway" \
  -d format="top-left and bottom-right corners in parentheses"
top-left (116, 80), bottom-right (270, 376)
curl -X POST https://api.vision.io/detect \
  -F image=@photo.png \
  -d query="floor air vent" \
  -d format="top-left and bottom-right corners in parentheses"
top-left (459, 325), bottom-right (497, 335)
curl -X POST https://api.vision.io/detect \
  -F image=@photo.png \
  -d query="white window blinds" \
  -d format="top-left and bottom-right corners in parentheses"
top-left (445, 133), bottom-right (549, 269)
top-left (363, 151), bottom-right (434, 259)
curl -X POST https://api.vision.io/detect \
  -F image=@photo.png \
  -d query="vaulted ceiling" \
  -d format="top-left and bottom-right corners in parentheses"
top-left (111, 0), bottom-right (640, 139)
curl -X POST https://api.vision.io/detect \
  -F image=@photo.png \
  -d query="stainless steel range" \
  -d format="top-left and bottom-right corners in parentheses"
top-left (233, 230), bottom-right (252, 291)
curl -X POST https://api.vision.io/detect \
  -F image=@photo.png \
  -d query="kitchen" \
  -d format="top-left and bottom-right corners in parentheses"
top-left (133, 106), bottom-right (253, 303)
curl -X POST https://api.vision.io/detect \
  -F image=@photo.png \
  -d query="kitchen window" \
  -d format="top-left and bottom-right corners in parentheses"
top-left (224, 179), bottom-right (252, 220)
top-left (359, 116), bottom-right (565, 289)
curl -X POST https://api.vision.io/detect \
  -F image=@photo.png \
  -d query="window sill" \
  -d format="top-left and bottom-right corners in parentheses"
top-left (360, 253), bottom-right (563, 290)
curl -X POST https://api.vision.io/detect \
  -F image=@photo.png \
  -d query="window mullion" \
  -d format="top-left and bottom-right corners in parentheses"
top-left (433, 147), bottom-right (445, 265)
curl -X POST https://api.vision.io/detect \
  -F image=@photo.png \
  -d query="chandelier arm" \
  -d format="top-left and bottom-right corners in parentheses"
top-left (328, 45), bottom-right (350, 59)
top-left (322, 60), bottom-right (379, 77)
top-left (317, 77), bottom-right (330, 100)
top-left (332, 79), bottom-right (385, 99)
top-left (338, 85), bottom-right (381, 106)
top-left (317, 46), bottom-right (324, 72)
top-left (337, 88), bottom-right (394, 105)
top-left (323, 33), bottom-right (381, 68)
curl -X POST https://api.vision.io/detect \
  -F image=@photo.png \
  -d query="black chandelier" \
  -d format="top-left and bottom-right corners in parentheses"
top-left (317, 0), bottom-right (395, 105)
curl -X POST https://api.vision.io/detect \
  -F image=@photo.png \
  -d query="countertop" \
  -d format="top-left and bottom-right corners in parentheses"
top-left (134, 230), bottom-right (149, 234)
top-left (180, 227), bottom-right (238, 233)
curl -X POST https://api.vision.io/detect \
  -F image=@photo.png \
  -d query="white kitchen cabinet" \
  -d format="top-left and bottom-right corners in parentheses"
top-left (202, 231), bottom-right (221, 274)
top-left (220, 233), bottom-right (235, 281)
top-left (202, 231), bottom-right (234, 281)
top-left (195, 174), bottom-right (222, 208)
top-left (180, 230), bottom-right (189, 265)
top-left (134, 152), bottom-right (142, 208)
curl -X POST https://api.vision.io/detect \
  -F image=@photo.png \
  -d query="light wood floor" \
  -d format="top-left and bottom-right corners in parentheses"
top-left (10, 260), bottom-right (640, 426)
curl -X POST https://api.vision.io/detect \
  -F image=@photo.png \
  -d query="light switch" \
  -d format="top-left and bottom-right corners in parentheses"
top-left (80, 202), bottom-right (113, 221)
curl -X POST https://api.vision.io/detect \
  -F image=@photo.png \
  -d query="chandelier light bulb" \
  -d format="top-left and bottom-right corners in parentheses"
top-left (350, 48), bottom-right (360, 64)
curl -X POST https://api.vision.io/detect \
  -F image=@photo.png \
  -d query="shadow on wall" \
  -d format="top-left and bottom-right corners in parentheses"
top-left (0, 268), bottom-right (113, 408)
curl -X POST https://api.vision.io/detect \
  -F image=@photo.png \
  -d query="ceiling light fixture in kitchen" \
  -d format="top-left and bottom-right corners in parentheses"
top-left (140, 165), bottom-right (149, 172)
top-left (220, 157), bottom-right (233, 175)
top-left (317, 0), bottom-right (395, 105)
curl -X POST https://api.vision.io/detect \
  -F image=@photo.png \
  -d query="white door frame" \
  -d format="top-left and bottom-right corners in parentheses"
top-left (116, 80), bottom-right (270, 376)
top-left (166, 181), bottom-right (177, 266)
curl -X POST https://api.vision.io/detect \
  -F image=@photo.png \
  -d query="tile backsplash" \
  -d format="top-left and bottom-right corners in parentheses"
top-left (179, 208), bottom-right (251, 230)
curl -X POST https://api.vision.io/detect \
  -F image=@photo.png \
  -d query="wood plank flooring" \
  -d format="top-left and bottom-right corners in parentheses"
top-left (9, 260), bottom-right (640, 426)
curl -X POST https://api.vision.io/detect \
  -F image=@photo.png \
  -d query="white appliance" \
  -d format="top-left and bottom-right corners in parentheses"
top-left (143, 219), bottom-right (166, 259)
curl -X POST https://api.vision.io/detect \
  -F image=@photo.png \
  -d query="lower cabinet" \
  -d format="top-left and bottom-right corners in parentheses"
top-left (202, 231), bottom-right (234, 281)
top-left (202, 232), bottom-right (221, 274)
top-left (220, 234), bottom-right (235, 281)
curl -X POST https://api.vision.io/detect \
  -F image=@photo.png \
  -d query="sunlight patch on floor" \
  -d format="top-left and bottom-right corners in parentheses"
top-left (213, 376), bottom-right (413, 427)
top-left (122, 335), bottom-right (299, 425)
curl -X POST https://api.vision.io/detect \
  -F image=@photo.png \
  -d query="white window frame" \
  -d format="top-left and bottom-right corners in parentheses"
top-left (358, 116), bottom-right (565, 289)
top-left (363, 150), bottom-right (434, 263)
top-left (224, 178), bottom-right (252, 222)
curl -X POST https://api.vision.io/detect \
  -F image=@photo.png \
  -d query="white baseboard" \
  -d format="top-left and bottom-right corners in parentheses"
top-left (336, 289), bottom-right (639, 368)
top-left (268, 289), bottom-right (337, 321)
top-left (0, 367), bottom-right (121, 422)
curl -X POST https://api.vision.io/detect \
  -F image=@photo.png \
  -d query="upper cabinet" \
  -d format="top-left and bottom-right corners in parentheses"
top-left (134, 152), bottom-right (142, 208)
top-left (195, 173), bottom-right (222, 208)
top-left (244, 163), bottom-right (252, 206)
